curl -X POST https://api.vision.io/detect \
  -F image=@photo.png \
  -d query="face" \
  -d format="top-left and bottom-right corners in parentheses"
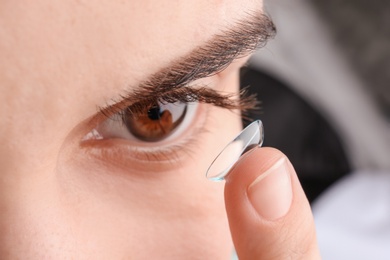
top-left (0, 0), bottom-right (274, 258)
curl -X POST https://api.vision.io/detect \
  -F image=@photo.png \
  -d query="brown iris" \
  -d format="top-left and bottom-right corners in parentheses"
top-left (123, 101), bottom-right (187, 142)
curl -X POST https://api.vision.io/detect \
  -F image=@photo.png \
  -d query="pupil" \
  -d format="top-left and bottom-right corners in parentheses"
top-left (147, 105), bottom-right (162, 120)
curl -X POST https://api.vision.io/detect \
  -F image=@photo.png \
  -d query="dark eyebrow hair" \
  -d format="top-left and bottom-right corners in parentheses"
top-left (139, 12), bottom-right (276, 94)
top-left (100, 12), bottom-right (276, 118)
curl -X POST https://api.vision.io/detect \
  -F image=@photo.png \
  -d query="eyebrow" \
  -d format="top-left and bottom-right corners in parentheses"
top-left (137, 12), bottom-right (276, 94)
top-left (101, 12), bottom-right (276, 117)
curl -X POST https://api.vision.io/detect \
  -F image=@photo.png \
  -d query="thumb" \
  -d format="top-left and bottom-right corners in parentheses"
top-left (225, 147), bottom-right (320, 259)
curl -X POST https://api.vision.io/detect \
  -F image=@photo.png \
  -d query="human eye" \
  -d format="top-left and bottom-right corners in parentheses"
top-left (86, 99), bottom-right (198, 141)
top-left (97, 101), bottom-right (198, 143)
top-left (79, 82), bottom-right (257, 173)
top-left (81, 99), bottom-right (200, 167)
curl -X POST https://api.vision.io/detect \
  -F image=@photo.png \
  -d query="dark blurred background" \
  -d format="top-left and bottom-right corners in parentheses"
top-left (312, 0), bottom-right (390, 118)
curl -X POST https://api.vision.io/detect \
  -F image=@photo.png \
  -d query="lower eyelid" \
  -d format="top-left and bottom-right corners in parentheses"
top-left (81, 138), bottom-right (192, 174)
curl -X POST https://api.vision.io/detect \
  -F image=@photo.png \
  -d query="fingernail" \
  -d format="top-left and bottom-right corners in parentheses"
top-left (248, 157), bottom-right (292, 220)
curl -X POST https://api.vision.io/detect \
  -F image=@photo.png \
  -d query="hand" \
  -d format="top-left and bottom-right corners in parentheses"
top-left (225, 147), bottom-right (321, 259)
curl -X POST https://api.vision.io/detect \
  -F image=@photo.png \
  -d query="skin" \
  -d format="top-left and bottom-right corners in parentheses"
top-left (0, 0), bottom-right (320, 259)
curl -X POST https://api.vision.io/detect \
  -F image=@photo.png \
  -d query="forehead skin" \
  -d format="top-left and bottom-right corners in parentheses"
top-left (0, 0), bottom-right (264, 259)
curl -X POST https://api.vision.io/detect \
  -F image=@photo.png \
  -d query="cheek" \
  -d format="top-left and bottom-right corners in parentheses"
top-left (50, 102), bottom-right (241, 257)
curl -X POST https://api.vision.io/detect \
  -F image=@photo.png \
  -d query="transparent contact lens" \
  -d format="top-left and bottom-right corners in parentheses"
top-left (206, 120), bottom-right (264, 181)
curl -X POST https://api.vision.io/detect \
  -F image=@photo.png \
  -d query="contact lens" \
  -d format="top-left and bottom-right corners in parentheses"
top-left (206, 120), bottom-right (264, 181)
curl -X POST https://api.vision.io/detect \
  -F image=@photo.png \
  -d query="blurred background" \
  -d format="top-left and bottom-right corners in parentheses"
top-left (241, 0), bottom-right (390, 258)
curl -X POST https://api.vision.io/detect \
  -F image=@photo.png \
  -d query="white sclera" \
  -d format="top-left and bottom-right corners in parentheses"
top-left (206, 120), bottom-right (264, 181)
